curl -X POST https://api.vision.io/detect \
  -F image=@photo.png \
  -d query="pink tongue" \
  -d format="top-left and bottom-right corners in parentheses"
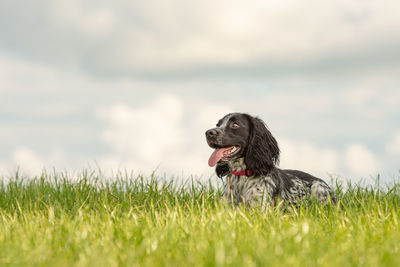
top-left (208, 147), bottom-right (233, 167)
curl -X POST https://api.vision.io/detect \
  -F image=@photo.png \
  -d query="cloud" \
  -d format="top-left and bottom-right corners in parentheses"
top-left (49, 1), bottom-right (117, 37)
top-left (344, 143), bottom-right (381, 178)
top-left (0, 51), bottom-right (397, 182)
top-left (0, 147), bottom-right (68, 177)
top-left (97, 94), bottom-right (233, 177)
top-left (1, 0), bottom-right (399, 77)
top-left (98, 94), bottom-right (184, 162)
top-left (0, 147), bottom-right (45, 176)
top-left (0, 163), bottom-right (7, 176)
top-left (279, 139), bottom-right (386, 181)
top-left (344, 77), bottom-right (400, 119)
top-left (279, 138), bottom-right (339, 179)
top-left (97, 96), bottom-right (385, 181)
top-left (11, 147), bottom-right (45, 175)
top-left (386, 132), bottom-right (400, 155)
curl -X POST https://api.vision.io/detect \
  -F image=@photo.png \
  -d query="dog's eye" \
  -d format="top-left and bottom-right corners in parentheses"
top-left (231, 122), bottom-right (240, 128)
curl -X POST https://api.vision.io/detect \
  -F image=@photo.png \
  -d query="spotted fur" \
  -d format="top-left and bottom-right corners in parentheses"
top-left (206, 113), bottom-right (336, 209)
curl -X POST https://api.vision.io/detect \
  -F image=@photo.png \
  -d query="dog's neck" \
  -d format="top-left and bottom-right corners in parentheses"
top-left (228, 157), bottom-right (246, 171)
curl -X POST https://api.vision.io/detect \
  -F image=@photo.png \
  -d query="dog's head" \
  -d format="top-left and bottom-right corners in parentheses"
top-left (205, 113), bottom-right (280, 177)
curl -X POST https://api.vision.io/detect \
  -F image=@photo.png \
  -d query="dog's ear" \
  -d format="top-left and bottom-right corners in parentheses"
top-left (244, 115), bottom-right (280, 176)
top-left (215, 162), bottom-right (230, 178)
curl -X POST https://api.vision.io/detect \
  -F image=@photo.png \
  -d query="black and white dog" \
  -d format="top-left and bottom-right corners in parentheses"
top-left (205, 113), bottom-right (335, 208)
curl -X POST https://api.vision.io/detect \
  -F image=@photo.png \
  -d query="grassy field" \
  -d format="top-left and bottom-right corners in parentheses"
top-left (0, 171), bottom-right (400, 266)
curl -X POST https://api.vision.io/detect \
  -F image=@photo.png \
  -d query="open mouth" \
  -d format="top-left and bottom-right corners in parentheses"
top-left (208, 145), bottom-right (241, 167)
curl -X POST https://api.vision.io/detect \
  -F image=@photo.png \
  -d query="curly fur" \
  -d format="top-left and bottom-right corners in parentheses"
top-left (243, 114), bottom-right (280, 176)
top-left (216, 162), bottom-right (230, 178)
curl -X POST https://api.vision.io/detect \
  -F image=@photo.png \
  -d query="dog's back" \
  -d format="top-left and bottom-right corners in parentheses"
top-left (273, 168), bottom-right (336, 203)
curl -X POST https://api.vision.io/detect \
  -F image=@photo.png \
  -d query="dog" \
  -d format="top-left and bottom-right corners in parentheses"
top-left (205, 113), bottom-right (335, 209)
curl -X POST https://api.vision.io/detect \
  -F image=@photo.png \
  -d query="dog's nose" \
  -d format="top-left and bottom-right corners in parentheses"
top-left (206, 129), bottom-right (217, 138)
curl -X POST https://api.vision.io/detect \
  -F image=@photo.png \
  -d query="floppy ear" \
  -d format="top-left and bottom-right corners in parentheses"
top-left (244, 115), bottom-right (280, 176)
top-left (215, 162), bottom-right (230, 178)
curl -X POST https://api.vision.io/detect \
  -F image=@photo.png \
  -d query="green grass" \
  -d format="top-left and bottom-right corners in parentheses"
top-left (1, 170), bottom-right (400, 266)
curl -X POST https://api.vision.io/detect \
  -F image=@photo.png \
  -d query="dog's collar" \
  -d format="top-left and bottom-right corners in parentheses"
top-left (231, 168), bottom-right (252, 176)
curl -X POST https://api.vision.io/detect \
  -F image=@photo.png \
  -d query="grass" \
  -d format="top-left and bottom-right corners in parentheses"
top-left (0, 170), bottom-right (400, 266)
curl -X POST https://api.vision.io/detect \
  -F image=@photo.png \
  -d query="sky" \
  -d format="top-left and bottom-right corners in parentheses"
top-left (1, 0), bottom-right (400, 184)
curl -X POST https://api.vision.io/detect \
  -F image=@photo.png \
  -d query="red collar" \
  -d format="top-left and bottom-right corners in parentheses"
top-left (231, 169), bottom-right (252, 176)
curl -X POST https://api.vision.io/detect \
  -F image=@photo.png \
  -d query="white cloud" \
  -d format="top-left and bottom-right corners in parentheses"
top-left (99, 94), bottom-right (184, 162)
top-left (0, 56), bottom-right (61, 92)
top-left (11, 147), bottom-right (45, 175)
top-left (108, 0), bottom-right (400, 73)
top-left (1, 0), bottom-right (399, 75)
top-left (386, 132), bottom-right (400, 155)
top-left (0, 50), bottom-right (398, 183)
top-left (345, 77), bottom-right (400, 119)
top-left (97, 94), bottom-right (233, 178)
top-left (0, 147), bottom-right (68, 177)
top-left (344, 143), bottom-right (381, 177)
top-left (279, 138), bottom-right (339, 179)
top-left (0, 163), bottom-right (7, 176)
top-left (49, 1), bottom-right (117, 36)
top-left (279, 139), bottom-right (385, 181)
